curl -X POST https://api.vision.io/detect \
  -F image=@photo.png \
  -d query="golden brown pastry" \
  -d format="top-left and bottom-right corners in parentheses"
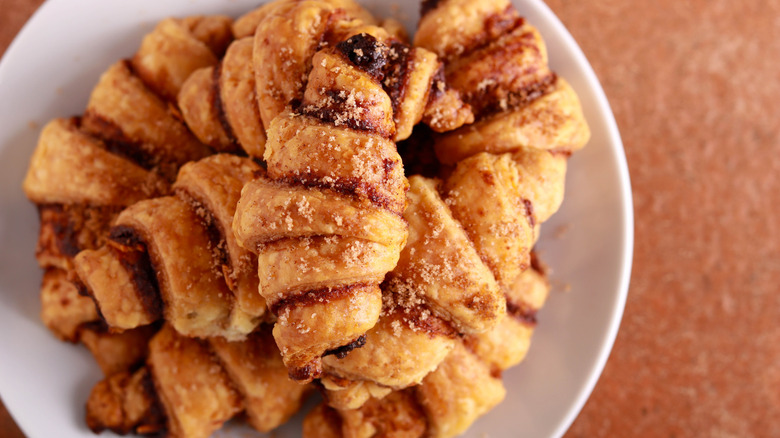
top-left (414, 0), bottom-right (590, 165)
top-left (79, 323), bottom-right (158, 377)
top-left (308, 258), bottom-right (552, 438)
top-left (75, 200), bottom-right (224, 338)
top-left (346, 390), bottom-right (428, 438)
top-left (389, 176), bottom-right (506, 333)
top-left (320, 302), bottom-right (456, 401)
top-left (75, 154), bottom-right (264, 339)
top-left (464, 259), bottom-right (550, 374)
top-left (73, 243), bottom-right (162, 331)
top-left (443, 149), bottom-right (567, 284)
top-left (178, 37), bottom-right (267, 156)
top-left (303, 403), bottom-right (346, 438)
top-left (31, 204), bottom-right (121, 272)
top-left (251, 0), bottom-right (377, 129)
top-left (258, 8), bottom-right (425, 141)
top-left (23, 13), bottom-right (225, 276)
top-left (234, 31), bottom-right (428, 382)
top-left (85, 367), bottom-right (166, 436)
top-left (23, 118), bottom-right (169, 208)
top-left (86, 325), bottom-right (310, 437)
top-left (416, 260), bottom-right (553, 436)
top-left (304, 390), bottom-right (427, 438)
top-left (39, 268), bottom-right (98, 342)
top-left (304, 343), bottom-right (505, 438)
top-left (23, 118), bottom-right (169, 271)
top-left (319, 377), bottom-right (394, 412)
top-left (297, 29), bottom-right (468, 142)
top-left (24, 3), bottom-right (590, 437)
top-left (114, 196), bottom-right (240, 337)
top-left (416, 0), bottom-right (517, 62)
top-left (251, 0), bottom-right (468, 141)
top-left (316, 176), bottom-right (505, 409)
top-left (415, 342), bottom-right (506, 438)
top-left (433, 78), bottom-right (589, 164)
top-left (208, 330), bottom-right (312, 432)
top-left (233, 0), bottom-right (377, 39)
top-left (132, 16), bottom-right (233, 102)
top-left (39, 267), bottom-right (159, 378)
top-left (421, 78), bottom-right (475, 133)
top-left (81, 60), bottom-right (212, 182)
top-left (307, 262), bottom-right (551, 438)
top-left (311, 0), bottom-right (590, 415)
top-left (232, 6), bottom-right (481, 379)
top-left (172, 155), bottom-right (267, 322)
top-left (147, 325), bottom-right (242, 438)
top-left (411, 0), bottom-right (589, 327)
top-left (73, 197), bottom-right (231, 338)
top-left (78, 15), bottom-right (231, 182)
top-left (231, 2), bottom-right (281, 39)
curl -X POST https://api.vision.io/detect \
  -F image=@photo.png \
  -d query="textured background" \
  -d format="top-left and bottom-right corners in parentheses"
top-left (2, 0), bottom-right (779, 437)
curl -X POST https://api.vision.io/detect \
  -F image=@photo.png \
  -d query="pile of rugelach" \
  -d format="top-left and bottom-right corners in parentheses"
top-left (22, 0), bottom-right (589, 437)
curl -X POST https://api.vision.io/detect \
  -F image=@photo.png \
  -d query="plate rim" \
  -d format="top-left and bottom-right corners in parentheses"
top-left (527, 2), bottom-right (634, 437)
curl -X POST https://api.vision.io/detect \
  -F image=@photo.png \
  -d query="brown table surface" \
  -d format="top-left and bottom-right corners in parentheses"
top-left (2, 0), bottom-right (779, 437)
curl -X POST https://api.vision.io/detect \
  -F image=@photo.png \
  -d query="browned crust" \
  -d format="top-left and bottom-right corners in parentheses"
top-left (480, 7), bottom-right (525, 52)
top-left (270, 282), bottom-right (372, 315)
top-left (136, 370), bottom-right (168, 436)
top-left (410, 312), bottom-right (458, 339)
top-left (506, 252), bottom-right (547, 326)
top-left (420, 0), bottom-right (443, 17)
top-left (529, 251), bottom-right (547, 276)
top-left (80, 287), bottom-right (110, 328)
top-left (461, 6), bottom-right (525, 60)
top-left (426, 67), bottom-right (446, 105)
top-left (107, 226), bottom-right (164, 321)
top-left (85, 367), bottom-right (167, 436)
top-left (79, 320), bottom-right (111, 336)
top-left (385, 41), bottom-right (415, 125)
top-left (549, 148), bottom-right (574, 158)
top-left (81, 108), bottom-right (159, 172)
top-left (302, 89), bottom-right (391, 135)
top-left (173, 191), bottom-right (231, 279)
top-left (324, 335), bottom-right (367, 359)
top-left (36, 203), bottom-right (121, 265)
top-left (211, 62), bottom-right (240, 149)
top-left (419, 3), bottom-right (524, 61)
top-left (470, 73), bottom-right (557, 119)
top-left (274, 172), bottom-right (405, 217)
top-left (334, 34), bottom-right (427, 133)
top-left (288, 362), bottom-right (323, 382)
top-left (505, 299), bottom-right (537, 326)
top-left (336, 33), bottom-right (389, 81)
top-left (38, 204), bottom-right (83, 258)
top-left (305, 33), bottom-right (427, 140)
top-left (522, 198), bottom-right (536, 229)
top-left (389, 302), bottom-right (459, 339)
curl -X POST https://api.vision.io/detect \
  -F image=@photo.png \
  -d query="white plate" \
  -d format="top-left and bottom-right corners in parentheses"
top-left (0, 1), bottom-right (632, 437)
